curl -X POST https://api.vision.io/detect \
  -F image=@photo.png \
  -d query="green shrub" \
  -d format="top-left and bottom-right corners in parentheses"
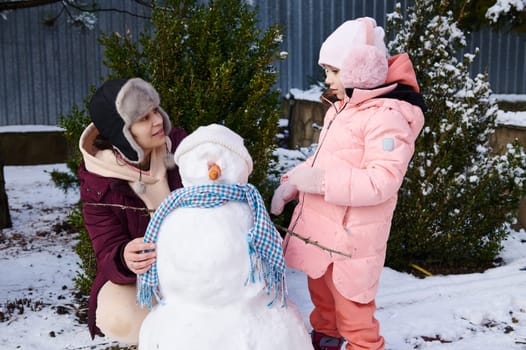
top-left (51, 100), bottom-right (94, 191)
top-left (56, 0), bottom-right (284, 293)
top-left (68, 205), bottom-right (96, 295)
top-left (99, 0), bottom-right (283, 192)
top-left (385, 0), bottom-right (526, 274)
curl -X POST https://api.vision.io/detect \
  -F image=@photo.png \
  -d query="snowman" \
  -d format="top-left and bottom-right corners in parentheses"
top-left (137, 124), bottom-right (313, 350)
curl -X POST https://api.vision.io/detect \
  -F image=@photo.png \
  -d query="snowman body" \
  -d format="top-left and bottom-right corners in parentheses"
top-left (138, 124), bottom-right (312, 350)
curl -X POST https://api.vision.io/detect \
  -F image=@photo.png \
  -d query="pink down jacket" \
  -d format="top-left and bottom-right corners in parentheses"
top-left (284, 53), bottom-right (425, 303)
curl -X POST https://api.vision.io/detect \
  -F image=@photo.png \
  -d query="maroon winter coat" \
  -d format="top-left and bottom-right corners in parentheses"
top-left (78, 127), bottom-right (186, 338)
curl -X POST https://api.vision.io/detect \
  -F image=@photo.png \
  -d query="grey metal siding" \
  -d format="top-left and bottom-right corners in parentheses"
top-left (0, 0), bottom-right (524, 126)
top-left (464, 28), bottom-right (526, 94)
top-left (265, 0), bottom-right (411, 95)
top-left (0, 0), bottom-right (150, 127)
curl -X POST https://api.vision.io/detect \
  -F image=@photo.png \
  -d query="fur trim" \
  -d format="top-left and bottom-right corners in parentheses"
top-left (120, 127), bottom-right (145, 165)
top-left (340, 45), bottom-right (388, 89)
top-left (116, 78), bottom-right (160, 125)
top-left (114, 78), bottom-right (172, 164)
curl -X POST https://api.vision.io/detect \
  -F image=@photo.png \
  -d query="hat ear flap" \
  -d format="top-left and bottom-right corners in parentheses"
top-left (340, 45), bottom-right (388, 89)
top-left (158, 107), bottom-right (172, 133)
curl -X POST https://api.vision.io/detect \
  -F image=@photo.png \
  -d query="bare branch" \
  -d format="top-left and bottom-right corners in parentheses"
top-left (82, 202), bottom-right (353, 259)
top-left (1, 0), bottom-right (153, 20)
top-left (275, 224), bottom-right (353, 259)
top-left (0, 0), bottom-right (61, 11)
top-left (133, 0), bottom-right (154, 9)
top-left (84, 202), bottom-right (154, 213)
top-left (65, 0), bottom-right (152, 20)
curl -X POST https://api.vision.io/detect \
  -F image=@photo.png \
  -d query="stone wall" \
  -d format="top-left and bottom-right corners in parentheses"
top-left (283, 98), bottom-right (526, 229)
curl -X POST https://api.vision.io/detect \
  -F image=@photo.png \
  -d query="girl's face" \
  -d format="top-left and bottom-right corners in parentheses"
top-left (130, 107), bottom-right (166, 156)
top-left (323, 65), bottom-right (345, 100)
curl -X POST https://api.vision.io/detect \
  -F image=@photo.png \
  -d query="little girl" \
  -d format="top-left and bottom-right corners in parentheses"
top-left (271, 17), bottom-right (426, 350)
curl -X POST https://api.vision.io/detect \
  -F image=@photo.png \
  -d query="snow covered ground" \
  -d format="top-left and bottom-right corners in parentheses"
top-left (2, 162), bottom-right (526, 350)
top-left (1, 91), bottom-right (526, 350)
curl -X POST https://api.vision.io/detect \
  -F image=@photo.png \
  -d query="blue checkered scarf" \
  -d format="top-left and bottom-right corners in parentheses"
top-left (137, 183), bottom-right (286, 309)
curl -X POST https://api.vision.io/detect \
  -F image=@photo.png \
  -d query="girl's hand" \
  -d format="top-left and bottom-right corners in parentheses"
top-left (123, 238), bottom-right (156, 274)
top-left (288, 167), bottom-right (326, 195)
top-left (271, 182), bottom-right (298, 215)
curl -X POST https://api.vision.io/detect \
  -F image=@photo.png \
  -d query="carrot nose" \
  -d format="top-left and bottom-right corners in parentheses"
top-left (208, 163), bottom-right (221, 180)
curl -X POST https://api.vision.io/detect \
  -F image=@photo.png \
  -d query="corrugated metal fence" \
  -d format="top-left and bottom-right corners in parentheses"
top-left (1, 0), bottom-right (525, 126)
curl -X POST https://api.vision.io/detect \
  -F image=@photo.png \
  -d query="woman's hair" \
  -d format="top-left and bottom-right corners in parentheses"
top-left (93, 134), bottom-right (114, 150)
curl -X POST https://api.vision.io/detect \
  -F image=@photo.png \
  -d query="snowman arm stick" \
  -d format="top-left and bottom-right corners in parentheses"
top-left (82, 203), bottom-right (354, 258)
top-left (275, 224), bottom-right (352, 259)
top-left (84, 202), bottom-right (155, 213)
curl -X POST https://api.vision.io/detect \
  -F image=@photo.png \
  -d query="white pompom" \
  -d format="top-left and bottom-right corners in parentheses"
top-left (164, 152), bottom-right (176, 169)
top-left (132, 180), bottom-right (146, 194)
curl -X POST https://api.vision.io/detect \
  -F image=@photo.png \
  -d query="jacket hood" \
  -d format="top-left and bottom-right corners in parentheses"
top-left (385, 53), bottom-right (420, 92)
top-left (344, 53), bottom-right (425, 111)
top-left (343, 52), bottom-right (425, 141)
top-left (79, 123), bottom-right (170, 185)
top-left (377, 84), bottom-right (427, 112)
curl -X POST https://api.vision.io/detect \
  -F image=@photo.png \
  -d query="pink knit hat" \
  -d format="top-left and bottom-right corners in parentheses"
top-left (318, 17), bottom-right (388, 89)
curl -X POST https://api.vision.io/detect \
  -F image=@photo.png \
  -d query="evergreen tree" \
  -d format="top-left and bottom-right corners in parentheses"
top-left (385, 0), bottom-right (526, 273)
top-left (450, 0), bottom-right (526, 33)
top-left (58, 0), bottom-right (285, 293)
top-left (99, 0), bottom-right (283, 190)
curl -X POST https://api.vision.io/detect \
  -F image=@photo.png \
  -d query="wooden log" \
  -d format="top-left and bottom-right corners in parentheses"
top-left (0, 158), bottom-right (12, 229)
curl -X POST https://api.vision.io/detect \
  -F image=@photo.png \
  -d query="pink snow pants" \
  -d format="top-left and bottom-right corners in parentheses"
top-left (308, 264), bottom-right (385, 350)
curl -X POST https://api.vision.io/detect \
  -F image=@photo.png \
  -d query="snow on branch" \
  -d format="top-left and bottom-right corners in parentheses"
top-left (486, 0), bottom-right (526, 22)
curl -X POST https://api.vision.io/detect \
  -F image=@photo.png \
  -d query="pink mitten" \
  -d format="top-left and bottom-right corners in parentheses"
top-left (287, 167), bottom-right (325, 194)
top-left (271, 182), bottom-right (299, 215)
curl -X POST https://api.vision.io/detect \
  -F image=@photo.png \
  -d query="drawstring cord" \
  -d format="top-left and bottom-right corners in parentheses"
top-left (283, 96), bottom-right (348, 255)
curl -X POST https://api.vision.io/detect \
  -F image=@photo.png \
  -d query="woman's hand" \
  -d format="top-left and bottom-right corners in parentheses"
top-left (123, 238), bottom-right (156, 274)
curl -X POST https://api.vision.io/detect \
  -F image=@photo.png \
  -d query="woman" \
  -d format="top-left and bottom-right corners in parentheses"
top-left (78, 77), bottom-right (186, 344)
top-left (271, 18), bottom-right (425, 350)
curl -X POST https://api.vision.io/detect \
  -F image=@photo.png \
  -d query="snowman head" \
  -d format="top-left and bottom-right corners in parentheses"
top-left (173, 124), bottom-right (253, 187)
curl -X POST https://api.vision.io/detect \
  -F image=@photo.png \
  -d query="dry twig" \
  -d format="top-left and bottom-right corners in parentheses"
top-left (84, 203), bottom-right (352, 258)
top-left (275, 224), bottom-right (352, 259)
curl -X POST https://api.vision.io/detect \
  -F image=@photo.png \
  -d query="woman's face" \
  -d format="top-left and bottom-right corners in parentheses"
top-left (130, 107), bottom-right (166, 155)
top-left (323, 65), bottom-right (345, 100)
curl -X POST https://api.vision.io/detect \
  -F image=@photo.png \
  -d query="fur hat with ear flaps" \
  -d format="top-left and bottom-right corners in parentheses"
top-left (88, 77), bottom-right (173, 166)
top-left (318, 17), bottom-right (388, 89)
